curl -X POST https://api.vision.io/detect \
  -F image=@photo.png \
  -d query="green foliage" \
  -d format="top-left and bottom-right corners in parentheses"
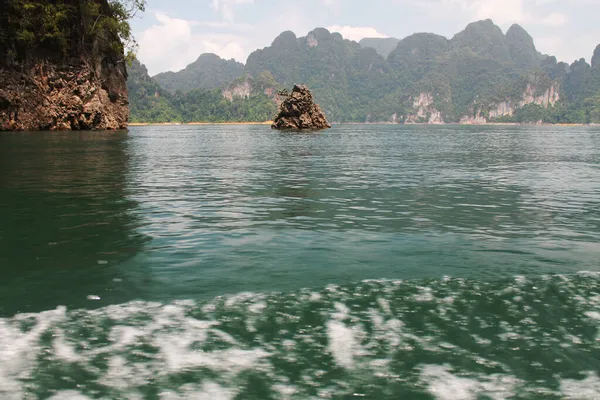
top-left (0, 0), bottom-right (145, 64)
top-left (127, 59), bottom-right (277, 123)
top-left (514, 104), bottom-right (546, 123)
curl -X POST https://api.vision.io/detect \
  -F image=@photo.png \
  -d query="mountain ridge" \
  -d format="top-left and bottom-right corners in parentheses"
top-left (128, 20), bottom-right (600, 124)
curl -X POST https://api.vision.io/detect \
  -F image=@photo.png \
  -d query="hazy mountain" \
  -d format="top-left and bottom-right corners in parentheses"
top-left (245, 28), bottom-right (395, 121)
top-left (505, 24), bottom-right (542, 69)
top-left (359, 37), bottom-right (400, 58)
top-left (129, 21), bottom-right (600, 124)
top-left (127, 59), bottom-right (276, 123)
top-left (592, 44), bottom-right (600, 69)
top-left (153, 53), bottom-right (244, 94)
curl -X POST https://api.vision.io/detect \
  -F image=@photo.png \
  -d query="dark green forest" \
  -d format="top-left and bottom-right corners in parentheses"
top-left (0, 0), bottom-right (144, 64)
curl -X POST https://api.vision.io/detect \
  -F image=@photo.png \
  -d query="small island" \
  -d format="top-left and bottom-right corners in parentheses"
top-left (272, 85), bottom-right (331, 130)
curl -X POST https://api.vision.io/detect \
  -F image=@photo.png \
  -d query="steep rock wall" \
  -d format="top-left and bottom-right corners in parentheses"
top-left (460, 82), bottom-right (561, 124)
top-left (1, 59), bottom-right (128, 131)
top-left (406, 93), bottom-right (444, 124)
top-left (222, 81), bottom-right (252, 101)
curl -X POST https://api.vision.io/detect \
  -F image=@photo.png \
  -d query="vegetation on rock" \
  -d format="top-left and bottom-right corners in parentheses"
top-left (128, 20), bottom-right (600, 125)
top-left (0, 0), bottom-right (145, 65)
top-left (127, 59), bottom-right (277, 123)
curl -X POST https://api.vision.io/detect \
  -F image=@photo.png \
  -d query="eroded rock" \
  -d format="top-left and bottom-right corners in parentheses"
top-left (0, 60), bottom-right (128, 131)
top-left (272, 85), bottom-right (330, 130)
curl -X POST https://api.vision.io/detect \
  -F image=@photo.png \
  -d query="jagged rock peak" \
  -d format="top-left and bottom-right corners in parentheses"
top-left (506, 24), bottom-right (536, 50)
top-left (592, 44), bottom-right (600, 68)
top-left (460, 19), bottom-right (504, 36)
top-left (506, 24), bottom-right (531, 39)
top-left (505, 23), bottom-right (539, 69)
top-left (272, 31), bottom-right (298, 47)
top-left (308, 28), bottom-right (334, 40)
top-left (452, 19), bottom-right (510, 62)
top-left (271, 85), bottom-right (331, 131)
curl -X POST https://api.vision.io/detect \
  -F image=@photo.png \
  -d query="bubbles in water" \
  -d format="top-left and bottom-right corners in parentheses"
top-left (1, 274), bottom-right (600, 398)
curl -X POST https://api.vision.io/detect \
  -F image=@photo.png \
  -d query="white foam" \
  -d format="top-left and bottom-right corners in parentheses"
top-left (46, 391), bottom-right (92, 400)
top-left (224, 292), bottom-right (262, 308)
top-left (369, 308), bottom-right (403, 349)
top-left (160, 382), bottom-right (236, 400)
top-left (377, 298), bottom-right (392, 315)
top-left (561, 372), bottom-right (600, 399)
top-left (53, 331), bottom-right (81, 363)
top-left (584, 311), bottom-right (600, 321)
top-left (0, 306), bottom-right (68, 399)
top-left (421, 365), bottom-right (518, 400)
top-left (309, 292), bottom-right (322, 302)
top-left (248, 301), bottom-right (267, 314)
top-left (333, 302), bottom-right (350, 319)
top-left (414, 287), bottom-right (435, 302)
top-left (327, 320), bottom-right (356, 369)
top-left (273, 384), bottom-right (298, 397)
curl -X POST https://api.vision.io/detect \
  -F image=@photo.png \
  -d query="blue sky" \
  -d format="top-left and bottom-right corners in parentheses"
top-left (130, 0), bottom-right (600, 76)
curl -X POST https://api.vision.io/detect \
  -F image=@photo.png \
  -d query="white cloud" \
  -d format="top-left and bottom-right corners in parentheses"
top-left (326, 25), bottom-right (389, 41)
top-left (541, 12), bottom-right (568, 27)
top-left (467, 0), bottom-right (530, 24)
top-left (397, 0), bottom-right (569, 27)
top-left (211, 0), bottom-right (254, 22)
top-left (537, 32), bottom-right (600, 63)
top-left (321, 0), bottom-right (342, 12)
top-left (137, 12), bottom-right (249, 75)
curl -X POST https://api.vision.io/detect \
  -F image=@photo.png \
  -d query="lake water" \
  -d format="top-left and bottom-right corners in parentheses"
top-left (1, 124), bottom-right (600, 399)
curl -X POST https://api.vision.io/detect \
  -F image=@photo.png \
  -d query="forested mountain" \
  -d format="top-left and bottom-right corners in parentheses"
top-left (128, 20), bottom-right (600, 124)
top-left (127, 60), bottom-right (276, 123)
top-left (153, 53), bottom-right (244, 93)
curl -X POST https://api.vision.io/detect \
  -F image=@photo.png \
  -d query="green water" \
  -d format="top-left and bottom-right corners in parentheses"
top-left (1, 125), bottom-right (600, 399)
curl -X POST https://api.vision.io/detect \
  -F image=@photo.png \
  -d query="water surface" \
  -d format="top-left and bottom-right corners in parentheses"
top-left (1, 125), bottom-right (600, 398)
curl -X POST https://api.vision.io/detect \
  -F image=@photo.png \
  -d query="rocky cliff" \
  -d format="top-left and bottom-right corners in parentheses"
top-left (460, 82), bottom-right (561, 124)
top-left (0, 0), bottom-right (129, 131)
top-left (406, 93), bottom-right (444, 124)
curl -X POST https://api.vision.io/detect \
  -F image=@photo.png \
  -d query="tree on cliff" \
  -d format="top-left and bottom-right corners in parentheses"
top-left (0, 0), bottom-right (145, 65)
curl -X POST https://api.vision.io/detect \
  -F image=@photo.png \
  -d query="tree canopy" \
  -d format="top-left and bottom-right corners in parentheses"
top-left (0, 0), bottom-right (145, 64)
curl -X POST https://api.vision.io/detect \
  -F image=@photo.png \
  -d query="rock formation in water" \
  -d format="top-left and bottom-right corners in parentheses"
top-left (271, 85), bottom-right (331, 130)
top-left (0, 0), bottom-right (129, 131)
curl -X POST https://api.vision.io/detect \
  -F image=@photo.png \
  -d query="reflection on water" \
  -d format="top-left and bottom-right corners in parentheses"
top-left (0, 131), bottom-right (149, 315)
top-left (1, 125), bottom-right (600, 316)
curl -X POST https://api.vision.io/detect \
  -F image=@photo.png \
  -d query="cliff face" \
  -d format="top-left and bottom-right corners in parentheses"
top-left (467, 82), bottom-right (560, 124)
top-left (406, 93), bottom-right (444, 124)
top-left (0, 0), bottom-right (128, 131)
top-left (0, 58), bottom-right (128, 131)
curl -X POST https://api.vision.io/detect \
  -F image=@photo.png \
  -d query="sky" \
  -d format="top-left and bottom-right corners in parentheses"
top-left (130, 0), bottom-right (600, 76)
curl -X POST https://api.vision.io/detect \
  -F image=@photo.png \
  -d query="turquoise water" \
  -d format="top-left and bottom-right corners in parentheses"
top-left (1, 125), bottom-right (600, 398)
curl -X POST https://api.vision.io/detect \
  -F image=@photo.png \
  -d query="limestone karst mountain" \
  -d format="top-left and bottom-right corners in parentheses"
top-left (128, 21), bottom-right (600, 124)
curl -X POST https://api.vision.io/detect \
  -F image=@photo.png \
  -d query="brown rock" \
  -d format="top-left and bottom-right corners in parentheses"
top-left (271, 85), bottom-right (331, 130)
top-left (0, 58), bottom-right (128, 131)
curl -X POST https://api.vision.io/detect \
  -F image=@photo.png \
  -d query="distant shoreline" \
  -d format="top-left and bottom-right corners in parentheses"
top-left (129, 121), bottom-right (273, 126)
top-left (128, 121), bottom-right (597, 127)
